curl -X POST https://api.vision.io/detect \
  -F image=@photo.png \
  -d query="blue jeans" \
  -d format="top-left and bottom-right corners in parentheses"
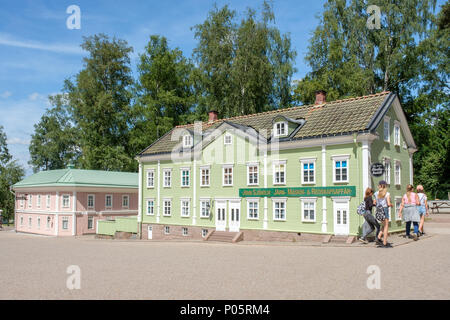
top-left (405, 221), bottom-right (419, 236)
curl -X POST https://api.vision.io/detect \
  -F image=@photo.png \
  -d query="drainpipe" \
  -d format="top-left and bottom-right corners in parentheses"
top-left (9, 186), bottom-right (15, 230)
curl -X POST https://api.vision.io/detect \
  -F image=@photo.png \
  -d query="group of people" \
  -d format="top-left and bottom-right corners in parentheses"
top-left (359, 180), bottom-right (429, 248)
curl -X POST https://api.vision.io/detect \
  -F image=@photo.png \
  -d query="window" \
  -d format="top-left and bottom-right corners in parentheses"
top-left (62, 195), bottom-right (70, 208)
top-left (301, 199), bottom-right (316, 222)
top-left (395, 197), bottom-right (402, 221)
top-left (273, 200), bottom-right (286, 221)
top-left (395, 161), bottom-right (401, 185)
top-left (46, 216), bottom-right (50, 229)
top-left (200, 200), bottom-right (211, 218)
top-left (181, 199), bottom-right (190, 217)
top-left (384, 117), bottom-right (390, 142)
top-left (163, 199), bottom-right (172, 216)
top-left (224, 134), bottom-right (232, 145)
top-left (20, 195), bottom-right (24, 208)
top-left (223, 166), bottom-right (233, 186)
top-left (394, 123), bottom-right (400, 146)
top-left (163, 169), bottom-right (172, 187)
top-left (274, 122), bottom-right (287, 137)
top-left (28, 217), bottom-right (32, 227)
top-left (247, 164), bottom-right (259, 185)
top-left (87, 195), bottom-right (95, 209)
top-left (183, 134), bottom-right (192, 148)
top-left (333, 157), bottom-right (349, 183)
top-left (181, 169), bottom-right (190, 187)
top-left (46, 195), bottom-right (51, 208)
top-left (62, 217), bottom-right (69, 230)
top-left (28, 194), bottom-right (32, 208)
top-left (384, 158), bottom-right (391, 185)
top-left (146, 199), bottom-right (155, 215)
top-left (122, 195), bottom-right (129, 208)
top-left (105, 195), bottom-right (112, 208)
top-left (301, 159), bottom-right (316, 184)
top-left (202, 229), bottom-right (209, 238)
top-left (147, 170), bottom-right (155, 188)
top-left (20, 216), bottom-right (23, 226)
top-left (37, 195), bottom-right (41, 208)
top-left (88, 216), bottom-right (94, 229)
top-left (247, 200), bottom-right (259, 220)
top-left (273, 161), bottom-right (286, 185)
top-left (164, 226), bottom-right (170, 234)
top-left (37, 217), bottom-right (41, 229)
top-left (182, 227), bottom-right (188, 236)
top-left (200, 166), bottom-right (210, 187)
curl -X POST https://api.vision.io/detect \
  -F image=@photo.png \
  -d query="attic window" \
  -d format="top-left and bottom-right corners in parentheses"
top-left (274, 122), bottom-right (288, 137)
top-left (183, 134), bottom-right (192, 148)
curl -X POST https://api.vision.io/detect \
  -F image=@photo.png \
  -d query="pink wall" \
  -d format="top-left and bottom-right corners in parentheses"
top-left (16, 192), bottom-right (58, 212)
top-left (15, 213), bottom-right (56, 236)
top-left (76, 192), bottom-right (138, 212)
top-left (58, 215), bottom-right (73, 236)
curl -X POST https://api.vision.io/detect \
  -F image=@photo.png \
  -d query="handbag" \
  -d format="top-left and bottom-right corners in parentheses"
top-left (375, 205), bottom-right (386, 221)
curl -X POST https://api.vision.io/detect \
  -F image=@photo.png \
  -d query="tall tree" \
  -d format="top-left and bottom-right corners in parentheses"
top-left (64, 34), bottom-right (135, 171)
top-left (29, 95), bottom-right (80, 172)
top-left (0, 125), bottom-right (12, 167)
top-left (130, 35), bottom-right (195, 155)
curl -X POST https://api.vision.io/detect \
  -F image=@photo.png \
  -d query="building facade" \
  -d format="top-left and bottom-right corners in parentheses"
top-left (13, 168), bottom-right (138, 236)
top-left (136, 91), bottom-right (417, 241)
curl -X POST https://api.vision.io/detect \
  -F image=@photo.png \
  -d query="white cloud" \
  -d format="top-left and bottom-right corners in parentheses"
top-left (7, 137), bottom-right (31, 145)
top-left (0, 91), bottom-right (12, 98)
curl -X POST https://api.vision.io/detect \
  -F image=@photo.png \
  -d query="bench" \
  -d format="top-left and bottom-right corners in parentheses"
top-left (430, 201), bottom-right (450, 214)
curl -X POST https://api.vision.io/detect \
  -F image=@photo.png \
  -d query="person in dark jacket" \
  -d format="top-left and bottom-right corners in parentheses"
top-left (359, 188), bottom-right (382, 244)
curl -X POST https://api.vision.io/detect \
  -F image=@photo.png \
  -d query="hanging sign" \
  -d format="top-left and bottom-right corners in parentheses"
top-left (370, 163), bottom-right (385, 177)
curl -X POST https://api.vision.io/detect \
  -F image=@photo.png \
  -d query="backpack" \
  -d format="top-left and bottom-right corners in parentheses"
top-left (357, 201), bottom-right (366, 215)
top-left (375, 205), bottom-right (386, 221)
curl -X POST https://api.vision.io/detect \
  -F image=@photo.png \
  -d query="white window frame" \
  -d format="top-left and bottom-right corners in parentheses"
top-left (180, 168), bottom-right (191, 187)
top-left (247, 199), bottom-right (259, 220)
top-left (163, 168), bottom-right (172, 188)
top-left (301, 198), bottom-right (317, 222)
top-left (274, 121), bottom-right (288, 137)
top-left (37, 217), bottom-right (41, 229)
top-left (273, 161), bottom-right (287, 185)
top-left (200, 166), bottom-right (210, 187)
top-left (394, 122), bottom-right (401, 146)
top-left (122, 195), bottom-right (129, 208)
top-left (88, 216), bottom-right (94, 230)
top-left (182, 227), bottom-right (188, 236)
top-left (20, 216), bottom-right (23, 226)
top-left (87, 194), bottom-right (95, 209)
top-left (146, 169), bottom-right (155, 188)
top-left (28, 194), bottom-right (32, 208)
top-left (300, 158), bottom-right (316, 185)
top-left (20, 194), bottom-right (24, 208)
top-left (180, 198), bottom-right (191, 217)
top-left (247, 163), bottom-right (259, 186)
top-left (164, 226), bottom-right (170, 234)
top-left (394, 160), bottom-right (401, 186)
top-left (46, 216), bottom-right (50, 229)
top-left (37, 195), bottom-right (41, 208)
top-left (383, 157), bottom-right (391, 185)
top-left (395, 196), bottom-right (402, 221)
top-left (272, 199), bottom-right (287, 221)
top-left (383, 117), bottom-right (390, 143)
top-left (28, 216), bottom-right (32, 228)
top-left (62, 194), bottom-right (70, 208)
top-left (163, 199), bottom-right (172, 216)
top-left (62, 217), bottom-right (69, 230)
top-left (200, 199), bottom-right (211, 218)
top-left (224, 133), bottom-right (232, 145)
top-left (46, 194), bottom-right (51, 208)
top-left (332, 155), bottom-right (350, 183)
top-left (202, 229), bottom-right (208, 238)
top-left (146, 199), bottom-right (155, 216)
top-left (222, 165), bottom-right (233, 186)
top-left (183, 134), bottom-right (193, 148)
top-left (105, 194), bottom-right (113, 208)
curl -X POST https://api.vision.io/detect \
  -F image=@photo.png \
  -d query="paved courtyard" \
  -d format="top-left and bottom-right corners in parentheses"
top-left (1, 217), bottom-right (450, 300)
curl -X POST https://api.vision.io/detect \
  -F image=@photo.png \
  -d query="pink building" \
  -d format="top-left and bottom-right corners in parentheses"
top-left (13, 167), bottom-right (138, 236)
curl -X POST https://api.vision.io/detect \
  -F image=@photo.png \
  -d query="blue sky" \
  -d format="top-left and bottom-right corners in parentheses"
top-left (0, 0), bottom-right (444, 175)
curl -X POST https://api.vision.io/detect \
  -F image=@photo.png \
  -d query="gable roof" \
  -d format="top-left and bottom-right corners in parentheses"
top-left (139, 91), bottom-right (411, 157)
top-left (13, 169), bottom-right (138, 189)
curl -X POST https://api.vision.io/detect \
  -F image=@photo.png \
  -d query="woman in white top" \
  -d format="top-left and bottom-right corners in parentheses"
top-left (416, 185), bottom-right (429, 235)
top-left (374, 180), bottom-right (392, 247)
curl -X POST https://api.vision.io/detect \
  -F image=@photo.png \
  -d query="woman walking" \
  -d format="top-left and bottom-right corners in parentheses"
top-left (417, 185), bottom-right (429, 235)
top-left (399, 184), bottom-right (421, 240)
top-left (359, 188), bottom-right (382, 244)
top-left (374, 180), bottom-right (392, 247)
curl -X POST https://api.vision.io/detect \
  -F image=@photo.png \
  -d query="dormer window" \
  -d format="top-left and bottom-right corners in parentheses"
top-left (274, 122), bottom-right (288, 137)
top-left (183, 134), bottom-right (192, 148)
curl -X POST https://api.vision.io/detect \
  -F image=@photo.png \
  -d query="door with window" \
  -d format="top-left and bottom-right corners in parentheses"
top-left (229, 201), bottom-right (240, 232)
top-left (147, 226), bottom-right (153, 240)
top-left (215, 201), bottom-right (227, 231)
top-left (334, 201), bottom-right (350, 235)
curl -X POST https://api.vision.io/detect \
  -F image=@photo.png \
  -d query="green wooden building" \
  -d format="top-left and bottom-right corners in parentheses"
top-left (135, 91), bottom-right (417, 242)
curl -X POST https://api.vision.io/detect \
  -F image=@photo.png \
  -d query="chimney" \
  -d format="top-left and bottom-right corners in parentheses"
top-left (315, 90), bottom-right (327, 105)
top-left (208, 110), bottom-right (218, 123)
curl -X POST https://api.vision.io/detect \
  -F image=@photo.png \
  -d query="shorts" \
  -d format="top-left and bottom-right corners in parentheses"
top-left (383, 207), bottom-right (390, 220)
top-left (418, 205), bottom-right (426, 215)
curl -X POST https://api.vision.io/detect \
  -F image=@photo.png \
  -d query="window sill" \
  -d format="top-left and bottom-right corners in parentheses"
top-left (200, 216), bottom-right (210, 219)
top-left (302, 220), bottom-right (316, 223)
top-left (200, 185), bottom-right (210, 188)
top-left (181, 216), bottom-right (190, 218)
top-left (247, 218), bottom-right (259, 221)
top-left (302, 182), bottom-right (316, 186)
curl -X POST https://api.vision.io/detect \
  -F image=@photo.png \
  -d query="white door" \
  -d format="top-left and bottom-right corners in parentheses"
top-left (334, 201), bottom-right (350, 235)
top-left (147, 225), bottom-right (153, 240)
top-left (229, 201), bottom-right (240, 232)
top-left (216, 201), bottom-right (226, 231)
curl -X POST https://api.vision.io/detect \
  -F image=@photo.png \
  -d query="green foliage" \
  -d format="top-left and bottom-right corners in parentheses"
top-left (0, 125), bottom-right (12, 167)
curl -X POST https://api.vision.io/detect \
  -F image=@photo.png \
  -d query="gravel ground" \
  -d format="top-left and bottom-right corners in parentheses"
top-left (1, 221), bottom-right (449, 300)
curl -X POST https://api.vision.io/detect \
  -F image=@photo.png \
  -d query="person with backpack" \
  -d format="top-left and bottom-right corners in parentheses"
top-left (374, 180), bottom-right (392, 248)
top-left (399, 184), bottom-right (421, 240)
top-left (416, 185), bottom-right (429, 235)
top-left (359, 187), bottom-right (382, 244)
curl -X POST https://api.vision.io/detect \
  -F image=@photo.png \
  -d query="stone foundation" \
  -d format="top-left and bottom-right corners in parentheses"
top-left (242, 229), bottom-right (325, 242)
